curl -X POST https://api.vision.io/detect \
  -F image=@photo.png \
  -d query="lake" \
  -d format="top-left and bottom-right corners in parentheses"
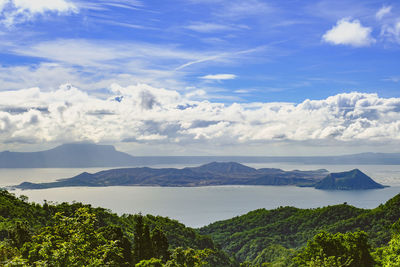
top-left (2, 163), bottom-right (400, 228)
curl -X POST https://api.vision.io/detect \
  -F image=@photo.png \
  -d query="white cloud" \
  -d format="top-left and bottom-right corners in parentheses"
top-left (380, 21), bottom-right (400, 44)
top-left (216, 0), bottom-right (273, 19)
top-left (0, 0), bottom-right (77, 26)
top-left (9, 39), bottom-right (260, 73)
top-left (12, 0), bottom-right (76, 13)
top-left (185, 22), bottom-right (234, 33)
top-left (200, 74), bottom-right (236, 80)
top-left (175, 46), bottom-right (264, 71)
top-left (376, 6), bottom-right (392, 20)
top-left (1, 85), bottom-right (400, 152)
top-left (322, 18), bottom-right (376, 47)
top-left (0, 39), bottom-right (265, 92)
top-left (0, 0), bottom-right (8, 11)
top-left (384, 76), bottom-right (400, 83)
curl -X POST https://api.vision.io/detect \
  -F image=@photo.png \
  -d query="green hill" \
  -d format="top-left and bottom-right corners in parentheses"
top-left (199, 194), bottom-right (400, 262)
top-left (2, 189), bottom-right (400, 265)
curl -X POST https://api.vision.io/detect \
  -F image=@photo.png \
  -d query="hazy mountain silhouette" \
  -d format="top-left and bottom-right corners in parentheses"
top-left (2, 143), bottom-right (400, 168)
top-left (0, 143), bottom-right (135, 168)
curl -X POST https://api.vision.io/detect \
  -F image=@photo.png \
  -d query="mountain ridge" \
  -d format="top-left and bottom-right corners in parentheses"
top-left (0, 143), bottom-right (136, 168)
top-left (3, 143), bottom-right (400, 168)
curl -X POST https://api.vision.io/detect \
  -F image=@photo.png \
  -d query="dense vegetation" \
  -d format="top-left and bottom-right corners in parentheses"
top-left (0, 190), bottom-right (233, 266)
top-left (1, 189), bottom-right (400, 266)
top-left (200, 193), bottom-right (400, 263)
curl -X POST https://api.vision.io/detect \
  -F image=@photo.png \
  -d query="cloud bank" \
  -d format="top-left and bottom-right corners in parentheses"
top-left (1, 84), bottom-right (400, 151)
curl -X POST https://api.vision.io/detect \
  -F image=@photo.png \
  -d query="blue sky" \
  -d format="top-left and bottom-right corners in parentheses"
top-left (0, 0), bottom-right (400, 155)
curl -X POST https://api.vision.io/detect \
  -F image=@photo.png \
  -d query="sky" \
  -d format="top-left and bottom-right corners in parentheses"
top-left (0, 0), bottom-right (400, 156)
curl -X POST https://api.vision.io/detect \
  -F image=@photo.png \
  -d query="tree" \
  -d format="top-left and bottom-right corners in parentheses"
top-left (375, 219), bottom-right (400, 266)
top-left (151, 227), bottom-right (170, 261)
top-left (143, 224), bottom-right (154, 260)
top-left (294, 231), bottom-right (375, 267)
top-left (165, 247), bottom-right (204, 267)
top-left (133, 214), bottom-right (155, 263)
top-left (164, 247), bottom-right (226, 267)
top-left (101, 225), bottom-right (133, 266)
top-left (8, 221), bottom-right (30, 249)
top-left (19, 208), bottom-right (125, 266)
top-left (136, 257), bottom-right (164, 267)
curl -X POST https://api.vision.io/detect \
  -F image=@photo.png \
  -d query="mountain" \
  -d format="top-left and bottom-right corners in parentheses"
top-left (13, 162), bottom-right (329, 189)
top-left (2, 143), bottom-right (400, 168)
top-left (315, 169), bottom-right (386, 190)
top-left (189, 161), bottom-right (258, 175)
top-left (0, 143), bottom-right (136, 168)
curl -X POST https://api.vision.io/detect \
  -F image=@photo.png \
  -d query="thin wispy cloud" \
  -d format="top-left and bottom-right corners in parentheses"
top-left (200, 74), bottom-right (236, 80)
top-left (214, 0), bottom-right (273, 19)
top-left (175, 46), bottom-right (265, 71)
top-left (185, 22), bottom-right (235, 33)
top-left (376, 6), bottom-right (392, 20)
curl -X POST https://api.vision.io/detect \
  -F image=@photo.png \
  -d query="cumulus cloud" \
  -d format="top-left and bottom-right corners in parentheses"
top-left (0, 0), bottom-right (77, 26)
top-left (322, 18), bottom-right (376, 47)
top-left (376, 6), bottom-right (392, 20)
top-left (1, 84), bottom-right (400, 149)
top-left (200, 74), bottom-right (236, 80)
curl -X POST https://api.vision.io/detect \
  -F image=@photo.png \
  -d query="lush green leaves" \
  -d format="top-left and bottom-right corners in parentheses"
top-left (2, 189), bottom-right (400, 266)
top-left (294, 231), bottom-right (374, 267)
top-left (20, 208), bottom-right (127, 266)
top-left (200, 196), bottom-right (400, 262)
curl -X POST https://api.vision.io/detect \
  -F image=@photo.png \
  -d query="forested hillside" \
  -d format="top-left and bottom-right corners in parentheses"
top-left (1, 189), bottom-right (400, 266)
top-left (200, 194), bottom-right (400, 263)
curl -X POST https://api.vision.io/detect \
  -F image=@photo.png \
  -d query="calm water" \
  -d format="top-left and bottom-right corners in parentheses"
top-left (1, 163), bottom-right (400, 227)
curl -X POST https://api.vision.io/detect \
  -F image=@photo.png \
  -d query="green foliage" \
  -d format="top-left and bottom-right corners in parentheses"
top-left (136, 257), bottom-right (164, 267)
top-left (19, 207), bottom-right (128, 266)
top-left (251, 244), bottom-right (296, 266)
top-left (8, 221), bottom-right (31, 248)
top-left (165, 247), bottom-right (206, 267)
top-left (122, 214), bottom-right (216, 251)
top-left (200, 195), bottom-right (400, 262)
top-left (152, 227), bottom-right (170, 261)
top-left (133, 214), bottom-right (157, 263)
top-left (374, 219), bottom-right (400, 266)
top-left (0, 241), bottom-right (20, 265)
top-left (164, 247), bottom-right (233, 267)
top-left (3, 189), bottom-right (400, 266)
top-left (0, 190), bottom-right (224, 266)
top-left (294, 231), bottom-right (375, 267)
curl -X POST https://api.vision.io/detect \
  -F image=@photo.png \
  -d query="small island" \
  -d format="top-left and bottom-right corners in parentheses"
top-left (12, 162), bottom-right (387, 190)
top-left (315, 169), bottom-right (387, 190)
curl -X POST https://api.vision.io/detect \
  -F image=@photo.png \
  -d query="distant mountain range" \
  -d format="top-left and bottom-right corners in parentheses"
top-left (1, 143), bottom-right (400, 168)
top-left (13, 162), bottom-right (386, 190)
top-left (0, 143), bottom-right (135, 168)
